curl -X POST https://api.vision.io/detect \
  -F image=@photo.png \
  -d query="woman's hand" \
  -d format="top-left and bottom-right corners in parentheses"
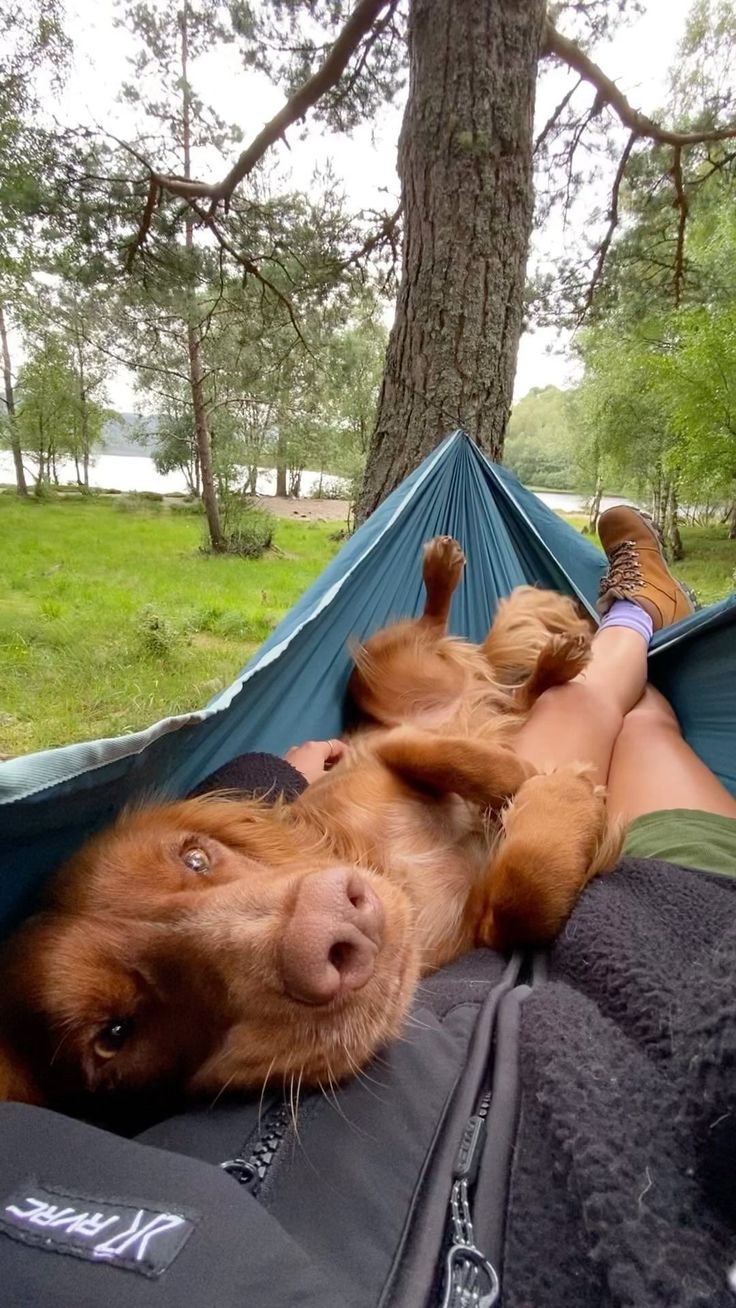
top-left (284, 738), bottom-right (348, 784)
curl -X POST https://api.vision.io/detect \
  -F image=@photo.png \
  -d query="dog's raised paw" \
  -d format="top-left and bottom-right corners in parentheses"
top-left (540, 632), bottom-right (592, 681)
top-left (422, 536), bottom-right (466, 589)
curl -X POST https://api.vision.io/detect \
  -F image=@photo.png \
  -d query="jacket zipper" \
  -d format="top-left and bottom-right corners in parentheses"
top-left (218, 949), bottom-right (536, 1307)
top-left (220, 1102), bottom-right (292, 1197)
top-left (382, 955), bottom-right (524, 1308)
top-left (439, 1090), bottom-right (500, 1308)
top-left (438, 982), bottom-right (531, 1307)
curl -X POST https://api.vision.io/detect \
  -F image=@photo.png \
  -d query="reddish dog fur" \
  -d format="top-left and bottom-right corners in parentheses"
top-left (0, 538), bottom-right (621, 1112)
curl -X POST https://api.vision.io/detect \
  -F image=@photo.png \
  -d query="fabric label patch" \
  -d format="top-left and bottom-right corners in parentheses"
top-left (0, 1179), bottom-right (196, 1278)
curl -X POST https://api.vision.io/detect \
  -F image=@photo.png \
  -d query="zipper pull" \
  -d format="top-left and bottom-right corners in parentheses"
top-left (455, 1111), bottom-right (487, 1185)
top-left (220, 1156), bottom-right (258, 1188)
top-left (441, 1231), bottom-right (500, 1308)
top-left (441, 1097), bottom-right (499, 1308)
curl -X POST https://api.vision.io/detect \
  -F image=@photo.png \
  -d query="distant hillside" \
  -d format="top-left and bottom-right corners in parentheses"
top-left (102, 413), bottom-right (158, 457)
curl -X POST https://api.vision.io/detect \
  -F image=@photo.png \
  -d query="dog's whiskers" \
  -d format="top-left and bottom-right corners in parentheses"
top-left (258, 1055), bottom-right (278, 1132)
top-left (207, 1072), bottom-right (237, 1110)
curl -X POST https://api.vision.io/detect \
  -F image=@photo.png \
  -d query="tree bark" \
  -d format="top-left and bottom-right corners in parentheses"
top-left (0, 303), bottom-right (28, 497)
top-left (587, 477), bottom-right (604, 534)
top-left (357, 0), bottom-right (546, 521)
top-left (187, 323), bottom-right (223, 548)
top-left (73, 322), bottom-right (92, 489)
top-left (651, 467), bottom-right (665, 533)
top-left (664, 480), bottom-right (684, 561)
top-left (181, 3), bottom-right (223, 551)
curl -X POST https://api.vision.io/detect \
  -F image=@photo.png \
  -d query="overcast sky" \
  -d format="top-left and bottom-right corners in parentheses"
top-left (57, 0), bottom-right (697, 408)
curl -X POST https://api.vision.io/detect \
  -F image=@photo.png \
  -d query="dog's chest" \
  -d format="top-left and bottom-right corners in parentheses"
top-left (375, 797), bottom-right (494, 966)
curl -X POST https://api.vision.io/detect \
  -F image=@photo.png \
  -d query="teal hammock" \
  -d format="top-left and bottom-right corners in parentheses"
top-left (1, 430), bottom-right (734, 936)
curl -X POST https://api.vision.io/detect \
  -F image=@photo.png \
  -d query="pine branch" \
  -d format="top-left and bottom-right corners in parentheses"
top-left (534, 77), bottom-right (583, 153)
top-left (671, 144), bottom-right (688, 308)
top-left (184, 198), bottom-right (311, 354)
top-left (150, 0), bottom-right (393, 210)
top-left (580, 129), bottom-right (636, 318)
top-left (544, 19), bottom-right (736, 316)
top-left (343, 201), bottom-right (403, 268)
top-left (125, 175), bottom-right (159, 270)
top-left (543, 21), bottom-right (736, 147)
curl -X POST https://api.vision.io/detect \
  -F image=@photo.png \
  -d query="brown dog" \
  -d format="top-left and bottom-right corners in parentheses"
top-left (0, 538), bottom-right (621, 1112)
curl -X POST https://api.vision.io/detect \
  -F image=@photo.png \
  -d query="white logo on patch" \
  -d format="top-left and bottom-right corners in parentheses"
top-left (6, 1195), bottom-right (186, 1263)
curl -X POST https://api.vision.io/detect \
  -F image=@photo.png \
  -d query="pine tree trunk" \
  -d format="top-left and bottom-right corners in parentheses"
top-left (180, 3), bottom-right (223, 551)
top-left (357, 0), bottom-right (546, 521)
top-left (0, 303), bottom-right (28, 497)
top-left (187, 323), bottom-right (223, 550)
top-left (74, 327), bottom-right (92, 488)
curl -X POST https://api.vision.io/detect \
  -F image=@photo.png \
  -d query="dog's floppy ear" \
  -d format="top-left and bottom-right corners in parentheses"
top-left (0, 919), bottom-right (49, 1106)
top-left (0, 1034), bottom-right (45, 1105)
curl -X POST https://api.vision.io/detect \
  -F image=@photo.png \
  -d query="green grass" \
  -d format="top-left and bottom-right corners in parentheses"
top-left (557, 513), bottom-right (735, 606)
top-left (671, 525), bottom-right (736, 606)
top-left (0, 495), bottom-right (732, 758)
top-left (0, 496), bottom-right (341, 757)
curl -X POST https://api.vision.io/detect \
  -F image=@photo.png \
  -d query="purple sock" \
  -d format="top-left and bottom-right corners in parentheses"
top-left (600, 599), bottom-right (653, 644)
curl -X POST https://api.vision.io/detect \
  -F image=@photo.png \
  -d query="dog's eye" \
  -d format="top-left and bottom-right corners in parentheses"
top-left (94, 1018), bottom-right (134, 1060)
top-left (181, 846), bottom-right (210, 875)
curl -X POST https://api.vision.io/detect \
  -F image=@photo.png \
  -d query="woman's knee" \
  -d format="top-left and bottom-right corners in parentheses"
top-left (620, 685), bottom-right (680, 740)
top-left (526, 679), bottom-right (625, 755)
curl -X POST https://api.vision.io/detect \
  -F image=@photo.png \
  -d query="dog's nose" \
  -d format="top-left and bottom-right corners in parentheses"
top-left (279, 868), bottom-right (384, 1005)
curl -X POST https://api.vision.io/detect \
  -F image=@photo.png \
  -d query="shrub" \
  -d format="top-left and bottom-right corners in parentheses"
top-left (202, 495), bottom-right (274, 558)
top-left (170, 498), bottom-right (204, 515)
top-left (187, 603), bottom-right (226, 634)
top-left (135, 605), bottom-right (186, 660)
top-left (115, 492), bottom-right (165, 514)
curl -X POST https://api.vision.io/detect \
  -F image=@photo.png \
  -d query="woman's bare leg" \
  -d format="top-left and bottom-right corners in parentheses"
top-left (512, 502), bottom-right (701, 789)
top-left (606, 685), bottom-right (736, 824)
top-left (514, 625), bottom-right (648, 785)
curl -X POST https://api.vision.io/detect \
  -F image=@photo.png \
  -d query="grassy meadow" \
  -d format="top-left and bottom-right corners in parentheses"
top-left (0, 494), bottom-right (341, 757)
top-left (1, 492), bottom-right (733, 758)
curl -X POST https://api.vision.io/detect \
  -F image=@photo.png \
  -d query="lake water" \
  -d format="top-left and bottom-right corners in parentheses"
top-left (0, 453), bottom-right (347, 499)
top-left (0, 451), bottom-right (631, 514)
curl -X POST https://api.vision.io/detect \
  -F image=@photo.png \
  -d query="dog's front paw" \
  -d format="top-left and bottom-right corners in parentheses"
top-left (422, 536), bottom-right (466, 591)
top-left (538, 632), bottom-right (592, 682)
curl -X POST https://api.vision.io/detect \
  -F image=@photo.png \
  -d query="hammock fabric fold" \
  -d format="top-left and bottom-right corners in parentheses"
top-left (1, 430), bottom-right (734, 935)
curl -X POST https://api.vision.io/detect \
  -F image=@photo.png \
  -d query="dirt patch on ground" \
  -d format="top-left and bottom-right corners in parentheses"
top-left (260, 495), bottom-right (351, 522)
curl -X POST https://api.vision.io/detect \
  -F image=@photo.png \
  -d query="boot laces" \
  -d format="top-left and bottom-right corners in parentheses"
top-left (599, 539), bottom-right (644, 597)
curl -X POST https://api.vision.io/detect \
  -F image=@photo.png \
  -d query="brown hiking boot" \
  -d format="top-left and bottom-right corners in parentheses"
top-left (596, 505), bottom-right (695, 631)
